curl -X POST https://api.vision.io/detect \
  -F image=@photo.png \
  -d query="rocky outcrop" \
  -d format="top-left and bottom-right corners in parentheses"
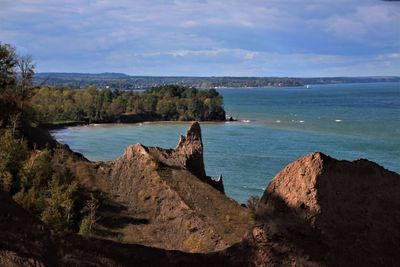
top-left (243, 152), bottom-right (400, 266)
top-left (145, 122), bottom-right (224, 192)
top-left (173, 121), bottom-right (207, 179)
top-left (140, 121), bottom-right (206, 179)
top-left (89, 122), bottom-right (251, 252)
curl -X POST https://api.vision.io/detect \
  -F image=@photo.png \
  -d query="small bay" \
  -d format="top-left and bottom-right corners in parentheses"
top-left (52, 82), bottom-right (400, 203)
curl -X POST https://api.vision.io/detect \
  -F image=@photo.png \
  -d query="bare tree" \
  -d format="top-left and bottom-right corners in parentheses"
top-left (9, 112), bottom-right (21, 136)
top-left (16, 54), bottom-right (35, 101)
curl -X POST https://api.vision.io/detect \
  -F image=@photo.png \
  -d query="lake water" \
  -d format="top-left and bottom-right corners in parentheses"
top-left (52, 82), bottom-right (400, 203)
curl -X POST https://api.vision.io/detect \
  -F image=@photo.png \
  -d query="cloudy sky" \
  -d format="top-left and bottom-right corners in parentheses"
top-left (1, 0), bottom-right (399, 76)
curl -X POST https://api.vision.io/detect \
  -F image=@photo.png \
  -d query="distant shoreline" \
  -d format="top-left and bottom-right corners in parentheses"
top-left (34, 73), bottom-right (400, 91)
top-left (215, 81), bottom-right (400, 89)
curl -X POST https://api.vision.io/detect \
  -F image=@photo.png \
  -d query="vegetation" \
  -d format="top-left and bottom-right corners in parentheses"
top-left (0, 43), bottom-right (36, 135)
top-left (0, 130), bottom-right (28, 192)
top-left (30, 84), bottom-right (226, 124)
top-left (247, 195), bottom-right (260, 219)
top-left (0, 43), bottom-right (90, 233)
top-left (79, 193), bottom-right (99, 237)
top-left (0, 130), bottom-right (82, 231)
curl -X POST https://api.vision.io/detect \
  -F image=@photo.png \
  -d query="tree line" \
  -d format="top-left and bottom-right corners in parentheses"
top-left (31, 84), bottom-right (226, 124)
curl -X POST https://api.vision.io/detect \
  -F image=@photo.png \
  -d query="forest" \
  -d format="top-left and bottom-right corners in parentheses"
top-left (31, 84), bottom-right (226, 125)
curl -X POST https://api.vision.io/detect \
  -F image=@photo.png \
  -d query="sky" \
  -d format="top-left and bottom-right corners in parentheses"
top-left (1, 0), bottom-right (399, 77)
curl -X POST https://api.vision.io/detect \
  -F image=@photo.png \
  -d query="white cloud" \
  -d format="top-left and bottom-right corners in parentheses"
top-left (99, 48), bottom-right (400, 76)
top-left (0, 0), bottom-right (399, 76)
top-left (314, 3), bottom-right (400, 42)
top-left (157, 48), bottom-right (259, 59)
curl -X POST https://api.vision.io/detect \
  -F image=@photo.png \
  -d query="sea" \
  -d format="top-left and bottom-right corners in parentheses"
top-left (52, 82), bottom-right (400, 204)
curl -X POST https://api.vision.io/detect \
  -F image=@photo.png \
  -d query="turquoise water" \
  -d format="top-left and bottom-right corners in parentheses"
top-left (52, 82), bottom-right (400, 203)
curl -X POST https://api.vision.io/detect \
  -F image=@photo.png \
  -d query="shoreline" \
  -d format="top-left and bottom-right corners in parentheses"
top-left (41, 118), bottom-right (230, 130)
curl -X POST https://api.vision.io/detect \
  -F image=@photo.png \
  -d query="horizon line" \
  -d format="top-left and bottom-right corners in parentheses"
top-left (35, 72), bottom-right (400, 79)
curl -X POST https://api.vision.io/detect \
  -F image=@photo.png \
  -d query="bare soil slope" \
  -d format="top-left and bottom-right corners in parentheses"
top-left (83, 122), bottom-right (252, 252)
top-left (245, 152), bottom-right (400, 266)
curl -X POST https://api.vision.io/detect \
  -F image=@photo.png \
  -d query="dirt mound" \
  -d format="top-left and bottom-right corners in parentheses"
top-left (248, 152), bottom-right (400, 266)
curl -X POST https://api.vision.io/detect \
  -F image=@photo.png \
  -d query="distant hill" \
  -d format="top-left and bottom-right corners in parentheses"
top-left (36, 72), bottom-right (130, 78)
top-left (34, 72), bottom-right (400, 90)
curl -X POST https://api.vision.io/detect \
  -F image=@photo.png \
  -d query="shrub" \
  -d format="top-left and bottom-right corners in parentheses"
top-left (79, 216), bottom-right (91, 236)
top-left (247, 195), bottom-right (260, 219)
top-left (79, 193), bottom-right (99, 237)
top-left (40, 175), bottom-right (78, 232)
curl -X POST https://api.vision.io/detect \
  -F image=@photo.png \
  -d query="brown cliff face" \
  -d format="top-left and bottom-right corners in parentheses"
top-left (171, 121), bottom-right (207, 179)
top-left (1, 125), bottom-right (400, 266)
top-left (145, 122), bottom-right (224, 192)
top-left (88, 122), bottom-right (251, 252)
top-left (245, 152), bottom-right (400, 266)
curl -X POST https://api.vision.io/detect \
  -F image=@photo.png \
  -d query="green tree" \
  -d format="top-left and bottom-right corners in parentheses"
top-left (0, 130), bottom-right (28, 193)
top-left (0, 43), bottom-right (17, 93)
top-left (110, 95), bottom-right (127, 115)
top-left (143, 94), bottom-right (158, 112)
top-left (79, 193), bottom-right (99, 237)
top-left (41, 173), bottom-right (78, 231)
top-left (156, 99), bottom-right (176, 118)
top-left (19, 149), bottom-right (52, 189)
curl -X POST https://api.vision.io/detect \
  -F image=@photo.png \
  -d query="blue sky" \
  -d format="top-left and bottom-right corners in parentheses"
top-left (1, 0), bottom-right (399, 76)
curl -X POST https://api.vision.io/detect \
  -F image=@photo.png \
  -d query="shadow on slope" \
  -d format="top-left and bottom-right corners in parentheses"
top-left (1, 152), bottom-right (399, 266)
top-left (252, 152), bottom-right (400, 266)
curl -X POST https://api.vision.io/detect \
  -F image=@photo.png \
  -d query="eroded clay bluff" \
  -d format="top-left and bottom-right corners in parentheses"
top-left (1, 123), bottom-right (399, 266)
top-left (0, 188), bottom-right (227, 267)
top-left (242, 152), bottom-right (400, 266)
top-left (82, 122), bottom-right (252, 252)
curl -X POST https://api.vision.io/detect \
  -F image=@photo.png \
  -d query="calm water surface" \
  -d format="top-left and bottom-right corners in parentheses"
top-left (53, 82), bottom-right (400, 203)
